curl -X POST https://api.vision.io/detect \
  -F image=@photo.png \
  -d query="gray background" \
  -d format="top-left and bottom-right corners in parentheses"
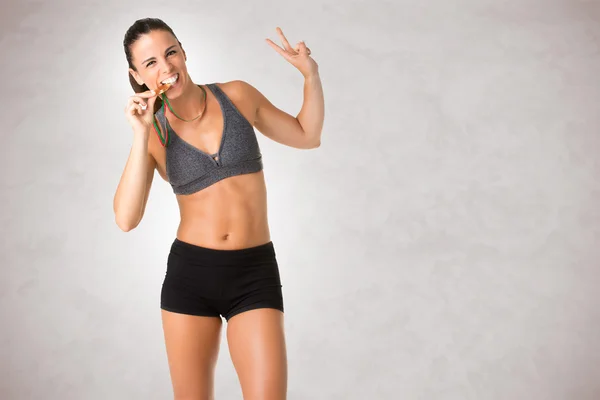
top-left (1, 0), bottom-right (599, 399)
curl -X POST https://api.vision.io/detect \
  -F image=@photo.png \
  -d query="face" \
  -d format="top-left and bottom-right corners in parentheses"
top-left (128, 30), bottom-right (188, 98)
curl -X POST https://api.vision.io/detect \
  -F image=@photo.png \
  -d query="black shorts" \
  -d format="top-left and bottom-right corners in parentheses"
top-left (160, 238), bottom-right (284, 321)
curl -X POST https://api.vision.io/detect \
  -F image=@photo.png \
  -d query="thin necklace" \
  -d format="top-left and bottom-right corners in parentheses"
top-left (162, 84), bottom-right (207, 122)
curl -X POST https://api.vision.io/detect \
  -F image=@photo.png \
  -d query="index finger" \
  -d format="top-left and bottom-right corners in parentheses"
top-left (132, 90), bottom-right (159, 99)
top-left (276, 27), bottom-right (293, 51)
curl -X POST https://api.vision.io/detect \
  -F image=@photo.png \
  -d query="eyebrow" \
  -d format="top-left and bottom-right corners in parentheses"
top-left (142, 45), bottom-right (177, 65)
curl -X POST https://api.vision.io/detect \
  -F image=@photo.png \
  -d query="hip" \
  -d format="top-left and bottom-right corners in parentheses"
top-left (165, 237), bottom-right (281, 297)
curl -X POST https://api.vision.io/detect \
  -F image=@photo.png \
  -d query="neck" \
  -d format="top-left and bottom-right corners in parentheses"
top-left (164, 80), bottom-right (205, 120)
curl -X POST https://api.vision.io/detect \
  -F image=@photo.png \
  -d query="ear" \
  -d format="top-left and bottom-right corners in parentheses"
top-left (129, 68), bottom-right (144, 86)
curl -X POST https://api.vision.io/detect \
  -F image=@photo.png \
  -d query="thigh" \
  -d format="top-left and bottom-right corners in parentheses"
top-left (226, 308), bottom-right (287, 400)
top-left (161, 310), bottom-right (223, 400)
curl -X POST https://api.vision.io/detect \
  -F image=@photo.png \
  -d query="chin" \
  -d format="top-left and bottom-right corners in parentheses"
top-left (165, 77), bottom-right (187, 99)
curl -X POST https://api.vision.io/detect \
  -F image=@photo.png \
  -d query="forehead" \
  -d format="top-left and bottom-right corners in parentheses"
top-left (131, 30), bottom-right (178, 62)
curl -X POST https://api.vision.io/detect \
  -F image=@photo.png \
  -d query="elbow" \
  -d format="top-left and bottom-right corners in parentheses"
top-left (117, 223), bottom-right (135, 232)
top-left (307, 138), bottom-right (321, 149)
top-left (302, 133), bottom-right (321, 149)
top-left (113, 198), bottom-right (142, 232)
top-left (114, 212), bottom-right (139, 232)
top-left (116, 218), bottom-right (136, 232)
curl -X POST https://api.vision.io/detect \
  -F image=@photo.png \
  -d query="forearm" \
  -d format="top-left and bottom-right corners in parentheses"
top-left (296, 72), bottom-right (324, 146)
top-left (113, 129), bottom-right (152, 231)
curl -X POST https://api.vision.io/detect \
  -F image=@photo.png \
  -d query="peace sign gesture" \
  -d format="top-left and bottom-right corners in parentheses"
top-left (265, 27), bottom-right (319, 78)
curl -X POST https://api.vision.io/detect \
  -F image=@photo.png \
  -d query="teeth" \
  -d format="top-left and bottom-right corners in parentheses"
top-left (161, 74), bottom-right (178, 85)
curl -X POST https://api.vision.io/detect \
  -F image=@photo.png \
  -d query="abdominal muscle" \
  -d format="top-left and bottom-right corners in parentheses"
top-left (174, 170), bottom-right (271, 250)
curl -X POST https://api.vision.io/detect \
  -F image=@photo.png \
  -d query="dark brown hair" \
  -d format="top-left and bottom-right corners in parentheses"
top-left (123, 18), bottom-right (181, 113)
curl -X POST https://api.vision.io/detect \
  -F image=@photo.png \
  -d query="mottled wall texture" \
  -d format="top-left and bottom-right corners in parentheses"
top-left (1, 0), bottom-right (599, 399)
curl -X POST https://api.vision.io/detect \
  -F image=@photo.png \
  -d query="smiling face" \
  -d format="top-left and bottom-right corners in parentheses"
top-left (128, 29), bottom-right (188, 98)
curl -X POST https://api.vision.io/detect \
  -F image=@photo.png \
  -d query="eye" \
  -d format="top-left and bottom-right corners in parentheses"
top-left (145, 50), bottom-right (176, 68)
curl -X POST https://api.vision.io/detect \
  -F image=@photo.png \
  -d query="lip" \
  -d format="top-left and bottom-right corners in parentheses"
top-left (160, 73), bottom-right (179, 85)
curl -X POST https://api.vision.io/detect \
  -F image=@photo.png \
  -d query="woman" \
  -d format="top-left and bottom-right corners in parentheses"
top-left (114, 18), bottom-right (323, 400)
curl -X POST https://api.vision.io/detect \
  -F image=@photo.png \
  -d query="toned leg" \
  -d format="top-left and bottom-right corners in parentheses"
top-left (226, 308), bottom-right (287, 400)
top-left (161, 310), bottom-right (223, 400)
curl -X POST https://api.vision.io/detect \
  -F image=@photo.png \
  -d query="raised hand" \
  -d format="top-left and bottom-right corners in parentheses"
top-left (265, 27), bottom-right (318, 78)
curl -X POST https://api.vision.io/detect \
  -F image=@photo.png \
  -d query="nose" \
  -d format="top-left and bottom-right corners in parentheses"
top-left (159, 59), bottom-right (174, 75)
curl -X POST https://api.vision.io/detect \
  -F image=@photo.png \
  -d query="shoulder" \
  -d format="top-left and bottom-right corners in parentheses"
top-left (216, 80), bottom-right (265, 105)
top-left (217, 79), bottom-right (254, 91)
top-left (214, 80), bottom-right (268, 125)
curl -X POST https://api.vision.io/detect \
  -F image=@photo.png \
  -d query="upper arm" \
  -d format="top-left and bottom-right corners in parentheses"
top-left (231, 80), bottom-right (316, 149)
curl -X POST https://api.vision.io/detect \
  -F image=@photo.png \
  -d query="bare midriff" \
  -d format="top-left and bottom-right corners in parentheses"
top-left (174, 170), bottom-right (271, 250)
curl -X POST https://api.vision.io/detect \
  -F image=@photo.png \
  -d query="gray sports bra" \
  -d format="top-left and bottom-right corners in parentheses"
top-left (154, 83), bottom-right (263, 195)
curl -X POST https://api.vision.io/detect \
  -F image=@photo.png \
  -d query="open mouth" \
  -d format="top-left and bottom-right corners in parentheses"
top-left (153, 73), bottom-right (179, 95)
top-left (161, 73), bottom-right (179, 85)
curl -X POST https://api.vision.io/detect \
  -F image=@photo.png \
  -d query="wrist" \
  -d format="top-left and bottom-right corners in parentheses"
top-left (304, 70), bottom-right (320, 81)
top-left (132, 126), bottom-right (151, 138)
